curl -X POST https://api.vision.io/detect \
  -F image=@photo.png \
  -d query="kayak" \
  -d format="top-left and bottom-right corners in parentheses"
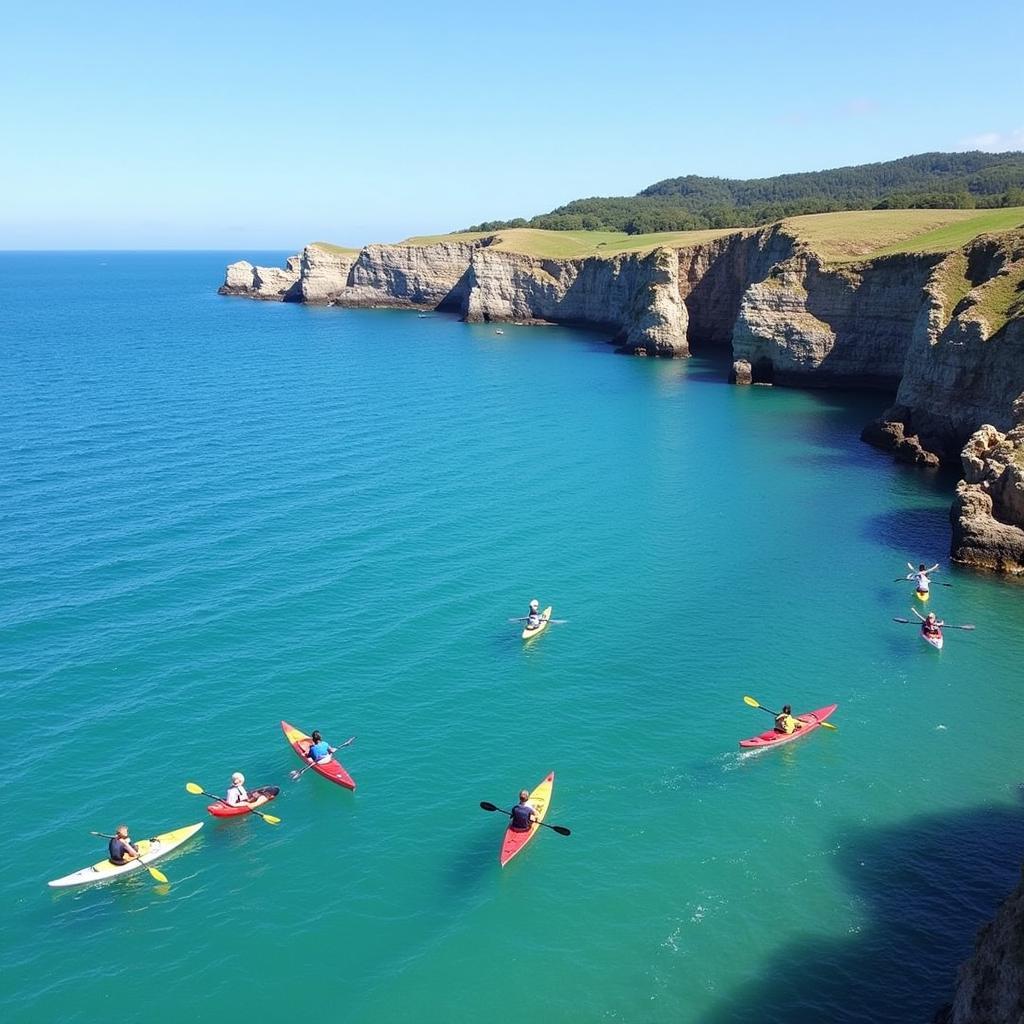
top-left (207, 786), bottom-right (280, 818)
top-left (500, 771), bottom-right (554, 867)
top-left (48, 822), bottom-right (204, 888)
top-left (922, 629), bottom-right (944, 650)
top-left (280, 721), bottom-right (356, 790)
top-left (522, 606), bottom-right (552, 641)
top-left (915, 589), bottom-right (930, 602)
top-left (739, 705), bottom-right (838, 750)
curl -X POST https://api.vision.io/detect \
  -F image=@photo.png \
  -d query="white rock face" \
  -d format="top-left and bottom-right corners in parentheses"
top-left (223, 260), bottom-right (256, 293)
top-left (300, 246), bottom-right (358, 302)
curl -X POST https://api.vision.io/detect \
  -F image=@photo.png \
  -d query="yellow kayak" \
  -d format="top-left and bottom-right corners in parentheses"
top-left (500, 772), bottom-right (554, 866)
top-left (915, 589), bottom-right (930, 602)
top-left (48, 822), bottom-right (204, 888)
top-left (522, 606), bottom-right (552, 641)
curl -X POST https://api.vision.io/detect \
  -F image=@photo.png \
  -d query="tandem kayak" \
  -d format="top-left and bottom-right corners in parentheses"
top-left (915, 589), bottom-right (930, 602)
top-left (922, 629), bottom-right (944, 650)
top-left (522, 606), bottom-right (552, 641)
top-left (48, 822), bottom-right (204, 888)
top-left (739, 705), bottom-right (838, 750)
top-left (207, 786), bottom-right (280, 818)
top-left (500, 772), bottom-right (554, 867)
top-left (280, 721), bottom-right (356, 790)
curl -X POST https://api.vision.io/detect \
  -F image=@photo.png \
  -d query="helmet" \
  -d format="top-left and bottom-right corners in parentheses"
top-left (231, 772), bottom-right (245, 784)
top-left (530, 599), bottom-right (539, 610)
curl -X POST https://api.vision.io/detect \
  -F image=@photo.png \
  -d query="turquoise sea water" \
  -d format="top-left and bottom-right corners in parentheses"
top-left (2, 253), bottom-right (1023, 1023)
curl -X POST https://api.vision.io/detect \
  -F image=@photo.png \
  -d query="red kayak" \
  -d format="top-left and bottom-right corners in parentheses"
top-left (281, 721), bottom-right (356, 790)
top-left (739, 705), bottom-right (838, 749)
top-left (207, 785), bottom-right (280, 817)
top-left (500, 772), bottom-right (554, 867)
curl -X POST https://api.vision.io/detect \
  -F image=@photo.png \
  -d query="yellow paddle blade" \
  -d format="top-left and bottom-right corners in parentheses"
top-left (185, 782), bottom-right (204, 795)
top-left (147, 865), bottom-right (169, 884)
top-left (261, 814), bottom-right (281, 825)
top-left (742, 695), bottom-right (761, 708)
top-left (819, 721), bottom-right (838, 730)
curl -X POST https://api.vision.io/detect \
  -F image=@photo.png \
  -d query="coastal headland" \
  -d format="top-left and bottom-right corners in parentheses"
top-left (222, 208), bottom-right (1024, 576)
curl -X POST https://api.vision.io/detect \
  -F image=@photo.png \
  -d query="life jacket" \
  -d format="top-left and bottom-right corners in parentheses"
top-left (922, 621), bottom-right (941, 636)
top-left (510, 803), bottom-right (535, 831)
top-left (775, 713), bottom-right (795, 734)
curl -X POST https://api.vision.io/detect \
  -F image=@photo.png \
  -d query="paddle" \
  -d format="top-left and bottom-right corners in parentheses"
top-left (184, 782), bottom-right (281, 824)
top-left (289, 736), bottom-right (356, 781)
top-left (742, 695), bottom-right (838, 730)
top-left (893, 617), bottom-right (975, 630)
top-left (479, 802), bottom-right (571, 835)
top-left (88, 831), bottom-right (169, 884)
top-left (893, 577), bottom-right (952, 587)
top-left (508, 616), bottom-right (569, 624)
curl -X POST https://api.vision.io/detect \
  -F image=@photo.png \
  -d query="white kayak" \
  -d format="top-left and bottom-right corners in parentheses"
top-left (48, 822), bottom-right (204, 888)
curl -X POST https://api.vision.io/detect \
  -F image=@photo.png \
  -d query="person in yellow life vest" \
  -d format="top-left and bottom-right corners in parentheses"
top-left (774, 705), bottom-right (805, 735)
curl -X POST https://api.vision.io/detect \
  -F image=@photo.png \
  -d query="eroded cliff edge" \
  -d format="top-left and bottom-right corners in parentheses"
top-left (222, 224), bottom-right (1024, 572)
top-left (935, 863), bottom-right (1024, 1024)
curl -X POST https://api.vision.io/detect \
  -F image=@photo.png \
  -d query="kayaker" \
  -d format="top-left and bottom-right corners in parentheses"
top-left (305, 730), bottom-right (336, 765)
top-left (907, 562), bottom-right (940, 595)
top-left (225, 772), bottom-right (254, 807)
top-left (774, 705), bottom-right (805, 735)
top-left (509, 789), bottom-right (538, 832)
top-left (920, 611), bottom-right (944, 637)
top-left (525, 600), bottom-right (542, 630)
top-left (108, 825), bottom-right (139, 866)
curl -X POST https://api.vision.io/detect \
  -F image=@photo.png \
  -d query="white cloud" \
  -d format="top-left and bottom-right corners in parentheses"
top-left (958, 129), bottom-right (1024, 152)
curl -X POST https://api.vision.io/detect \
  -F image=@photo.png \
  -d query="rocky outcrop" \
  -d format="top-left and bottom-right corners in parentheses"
top-left (300, 247), bottom-right (359, 303)
top-left (220, 256), bottom-right (302, 300)
top-left (949, 401), bottom-right (1024, 573)
top-left (936, 864), bottom-right (1024, 1024)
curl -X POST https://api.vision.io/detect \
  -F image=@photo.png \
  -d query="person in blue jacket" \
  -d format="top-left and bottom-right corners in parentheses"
top-left (305, 730), bottom-right (336, 764)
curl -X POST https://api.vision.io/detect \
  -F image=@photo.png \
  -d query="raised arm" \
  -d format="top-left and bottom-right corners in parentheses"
top-left (926, 564), bottom-right (940, 574)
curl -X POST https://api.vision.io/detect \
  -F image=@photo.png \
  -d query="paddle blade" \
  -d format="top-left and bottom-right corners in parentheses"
top-left (261, 814), bottom-right (281, 825)
top-left (956, 624), bottom-right (976, 630)
top-left (742, 695), bottom-right (761, 708)
top-left (551, 825), bottom-right (571, 836)
top-left (892, 617), bottom-right (910, 623)
top-left (479, 801), bottom-right (499, 812)
top-left (185, 782), bottom-right (203, 795)
top-left (289, 771), bottom-right (302, 781)
top-left (819, 721), bottom-right (838, 731)
top-left (147, 865), bottom-right (168, 884)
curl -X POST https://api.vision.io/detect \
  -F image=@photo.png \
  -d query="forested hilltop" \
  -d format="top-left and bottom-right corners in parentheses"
top-left (466, 152), bottom-right (1024, 234)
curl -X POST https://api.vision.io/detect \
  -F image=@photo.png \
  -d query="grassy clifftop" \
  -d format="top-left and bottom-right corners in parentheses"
top-left (387, 208), bottom-right (1024, 263)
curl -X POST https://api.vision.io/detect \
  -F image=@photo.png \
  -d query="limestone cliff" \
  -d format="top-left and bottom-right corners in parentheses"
top-left (220, 240), bottom-right (689, 356)
top-left (949, 397), bottom-right (1024, 574)
top-left (862, 231), bottom-right (1024, 464)
top-left (732, 238), bottom-right (942, 388)
top-left (936, 864), bottom-right (1024, 1024)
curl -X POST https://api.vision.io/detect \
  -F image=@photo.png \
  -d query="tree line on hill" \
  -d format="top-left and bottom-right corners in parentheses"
top-left (464, 152), bottom-right (1024, 234)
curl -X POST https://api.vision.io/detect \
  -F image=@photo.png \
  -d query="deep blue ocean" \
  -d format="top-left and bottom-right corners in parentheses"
top-left (1, 252), bottom-right (1022, 1023)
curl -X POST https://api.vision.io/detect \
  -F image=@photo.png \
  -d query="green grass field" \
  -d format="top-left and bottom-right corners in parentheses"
top-left (784, 208), bottom-right (1024, 262)
top-left (398, 226), bottom-right (740, 259)
top-left (318, 207), bottom-right (1024, 264)
top-left (310, 241), bottom-right (361, 254)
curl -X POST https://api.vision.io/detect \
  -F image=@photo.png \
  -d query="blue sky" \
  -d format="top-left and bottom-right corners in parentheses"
top-left (1, 0), bottom-right (1021, 249)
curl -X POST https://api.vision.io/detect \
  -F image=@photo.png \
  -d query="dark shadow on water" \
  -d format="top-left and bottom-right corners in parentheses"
top-left (863, 506), bottom-right (955, 557)
top-left (702, 795), bottom-right (1024, 1024)
top-left (442, 827), bottom-right (499, 896)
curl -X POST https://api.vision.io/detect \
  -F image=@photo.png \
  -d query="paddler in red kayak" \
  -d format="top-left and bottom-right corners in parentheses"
top-left (918, 610), bottom-right (944, 638)
top-left (304, 730), bottom-right (336, 765)
top-left (225, 772), bottom-right (266, 808)
top-left (509, 789), bottom-right (539, 832)
top-left (774, 706), bottom-right (805, 735)
top-left (108, 825), bottom-right (140, 866)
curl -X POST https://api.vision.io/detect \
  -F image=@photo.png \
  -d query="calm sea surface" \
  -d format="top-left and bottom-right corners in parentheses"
top-left (1, 252), bottom-right (1022, 1023)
